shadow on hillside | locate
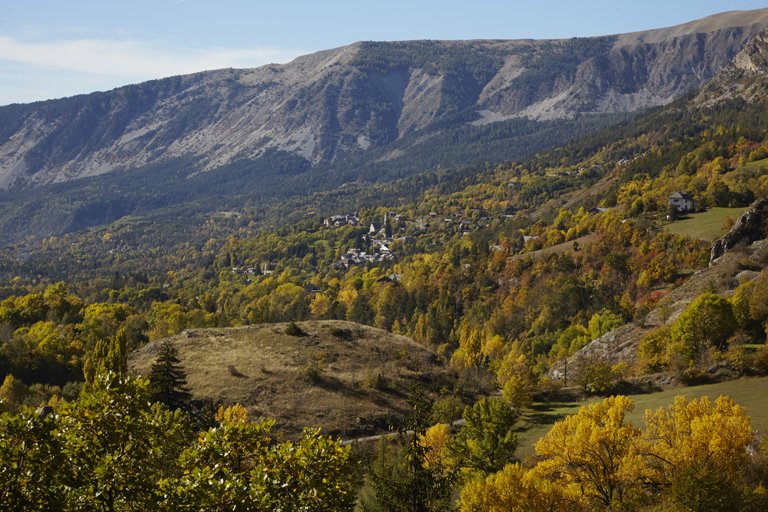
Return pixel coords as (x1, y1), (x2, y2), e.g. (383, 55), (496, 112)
(519, 402), (581, 429)
(228, 365), (249, 378)
(312, 375), (409, 402)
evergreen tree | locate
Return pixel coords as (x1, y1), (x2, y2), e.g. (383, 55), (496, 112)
(446, 396), (518, 476)
(147, 342), (191, 412)
(362, 381), (457, 512)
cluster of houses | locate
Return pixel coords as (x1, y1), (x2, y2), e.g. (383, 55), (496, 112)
(233, 190), (699, 278)
(415, 211), (488, 237)
(323, 211), (406, 236)
(333, 245), (395, 270)
(324, 213), (360, 227)
(230, 266), (258, 275)
(323, 212), (417, 270)
(325, 209), (492, 241)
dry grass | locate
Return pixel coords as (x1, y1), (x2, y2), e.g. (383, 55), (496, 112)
(128, 320), (467, 440)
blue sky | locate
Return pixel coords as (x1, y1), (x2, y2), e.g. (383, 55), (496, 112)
(0, 0), (764, 106)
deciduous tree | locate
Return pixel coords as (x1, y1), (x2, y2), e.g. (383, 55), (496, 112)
(0, 405), (66, 511)
(638, 395), (754, 492)
(669, 293), (737, 364)
(534, 395), (643, 509)
(457, 463), (579, 512)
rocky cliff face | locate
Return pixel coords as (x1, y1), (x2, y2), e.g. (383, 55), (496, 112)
(2, 8), (768, 190)
(696, 25), (768, 105)
(710, 199), (768, 264)
(477, 9), (768, 122)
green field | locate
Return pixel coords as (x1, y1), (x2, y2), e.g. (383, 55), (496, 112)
(745, 158), (768, 168)
(663, 207), (747, 241)
(515, 376), (768, 458)
(515, 401), (585, 457)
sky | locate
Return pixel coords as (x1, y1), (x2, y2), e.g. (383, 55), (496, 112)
(0, 0), (765, 106)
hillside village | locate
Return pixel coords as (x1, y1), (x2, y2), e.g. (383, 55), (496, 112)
(231, 189), (696, 277)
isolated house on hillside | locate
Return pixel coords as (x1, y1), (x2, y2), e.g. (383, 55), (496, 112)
(668, 192), (696, 212)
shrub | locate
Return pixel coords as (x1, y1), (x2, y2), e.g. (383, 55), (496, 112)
(753, 344), (768, 375)
(329, 327), (351, 339)
(285, 322), (305, 336)
(669, 293), (737, 365)
(62, 381), (84, 402)
(299, 350), (326, 382)
(638, 325), (671, 373)
(228, 365), (247, 378)
(363, 368), (387, 390)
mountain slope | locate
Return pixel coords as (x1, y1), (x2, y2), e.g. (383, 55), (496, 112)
(2, 9), (768, 193)
(696, 25), (768, 105)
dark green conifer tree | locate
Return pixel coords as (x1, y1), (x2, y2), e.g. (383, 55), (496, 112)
(362, 381), (457, 512)
(147, 342), (192, 412)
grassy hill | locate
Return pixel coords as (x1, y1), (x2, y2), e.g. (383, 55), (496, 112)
(128, 320), (472, 440)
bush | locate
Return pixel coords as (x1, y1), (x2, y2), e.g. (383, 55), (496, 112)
(363, 368), (387, 390)
(638, 325), (671, 374)
(62, 381), (84, 402)
(299, 350), (326, 382)
(669, 293), (737, 364)
(285, 322), (305, 337)
(329, 327), (351, 339)
(753, 344), (768, 375)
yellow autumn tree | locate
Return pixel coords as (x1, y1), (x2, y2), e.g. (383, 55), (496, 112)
(83, 329), (128, 385)
(457, 463), (579, 512)
(451, 322), (483, 370)
(496, 351), (536, 409)
(418, 423), (452, 469)
(482, 334), (505, 364)
(533, 395), (644, 509)
(638, 395), (754, 490)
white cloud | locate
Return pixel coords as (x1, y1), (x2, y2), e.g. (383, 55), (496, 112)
(0, 35), (305, 80)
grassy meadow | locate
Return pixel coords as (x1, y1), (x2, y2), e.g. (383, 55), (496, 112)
(663, 206), (748, 241)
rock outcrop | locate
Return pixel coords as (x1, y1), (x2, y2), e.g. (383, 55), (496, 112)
(697, 26), (768, 105)
(710, 198), (768, 265)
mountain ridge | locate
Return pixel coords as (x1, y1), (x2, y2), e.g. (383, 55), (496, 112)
(2, 9), (767, 193)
